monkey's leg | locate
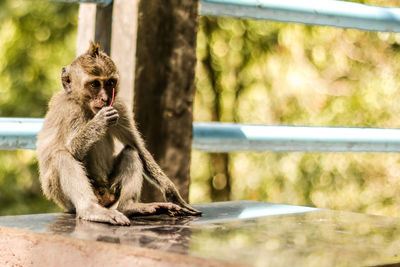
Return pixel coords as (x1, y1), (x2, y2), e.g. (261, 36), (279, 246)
(54, 151), (130, 225)
(110, 146), (142, 206)
(111, 105), (201, 216)
(110, 146), (183, 217)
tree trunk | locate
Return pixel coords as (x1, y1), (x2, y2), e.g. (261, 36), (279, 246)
(134, 0), (199, 202)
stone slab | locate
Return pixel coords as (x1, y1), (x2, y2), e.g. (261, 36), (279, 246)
(0, 201), (399, 266)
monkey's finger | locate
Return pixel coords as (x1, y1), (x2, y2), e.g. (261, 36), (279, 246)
(172, 207), (193, 216)
(105, 108), (119, 116)
(180, 205), (202, 216)
(111, 215), (131, 226)
(102, 106), (116, 112)
(153, 203), (181, 215)
(157, 203), (181, 211)
(167, 210), (178, 217)
(174, 208), (192, 216)
(106, 115), (119, 125)
(78, 212), (130, 225)
(105, 112), (119, 121)
(97, 106), (115, 116)
(106, 113), (119, 118)
(108, 210), (131, 225)
(106, 114), (119, 121)
(169, 198), (202, 216)
(167, 205), (196, 216)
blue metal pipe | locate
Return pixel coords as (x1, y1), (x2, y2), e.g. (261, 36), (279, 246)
(3, 118), (400, 153)
(193, 122), (400, 152)
(200, 0), (400, 33)
(0, 118), (44, 150)
(50, 0), (400, 32)
(50, 0), (113, 6)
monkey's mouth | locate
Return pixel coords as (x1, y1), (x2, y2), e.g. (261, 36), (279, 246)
(93, 106), (104, 113)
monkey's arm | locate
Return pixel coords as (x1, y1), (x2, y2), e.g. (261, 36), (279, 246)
(67, 107), (119, 161)
(112, 102), (201, 215)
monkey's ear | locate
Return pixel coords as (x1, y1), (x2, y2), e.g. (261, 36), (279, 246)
(88, 41), (100, 57)
(61, 67), (72, 93)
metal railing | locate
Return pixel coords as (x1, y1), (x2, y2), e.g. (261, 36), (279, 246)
(51, 0), (112, 5)
(200, 0), (400, 33)
(50, 0), (400, 33)
(4, 118), (400, 153)
(3, 0), (400, 152)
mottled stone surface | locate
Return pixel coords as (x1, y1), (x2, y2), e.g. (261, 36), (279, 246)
(1, 201), (400, 266)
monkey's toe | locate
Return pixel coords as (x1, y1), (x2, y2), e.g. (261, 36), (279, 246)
(151, 202), (202, 216)
(154, 202), (182, 211)
(181, 207), (202, 216)
(185, 206), (202, 216)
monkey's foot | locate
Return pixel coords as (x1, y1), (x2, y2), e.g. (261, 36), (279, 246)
(121, 202), (185, 217)
(178, 203), (202, 216)
(77, 205), (130, 226)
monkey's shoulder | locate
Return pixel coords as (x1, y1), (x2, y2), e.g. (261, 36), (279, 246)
(40, 92), (85, 138)
(47, 92), (84, 118)
(49, 91), (78, 111)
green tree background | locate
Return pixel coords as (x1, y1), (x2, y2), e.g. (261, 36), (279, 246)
(0, 0), (78, 214)
(1, 0), (400, 217)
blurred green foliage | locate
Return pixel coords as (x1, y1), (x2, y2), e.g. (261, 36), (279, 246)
(190, 10), (400, 218)
(2, 0), (400, 219)
(0, 0), (78, 214)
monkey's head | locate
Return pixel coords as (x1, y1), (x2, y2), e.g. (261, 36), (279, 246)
(62, 42), (119, 115)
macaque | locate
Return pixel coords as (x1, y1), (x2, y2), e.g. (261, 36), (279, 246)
(36, 42), (201, 225)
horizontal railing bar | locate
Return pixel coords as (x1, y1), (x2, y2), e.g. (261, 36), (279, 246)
(3, 118), (400, 153)
(49, 0), (400, 33)
(50, 0), (113, 6)
(193, 122), (400, 152)
(0, 118), (43, 150)
(200, 0), (400, 33)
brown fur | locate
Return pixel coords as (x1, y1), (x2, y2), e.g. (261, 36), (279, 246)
(36, 42), (200, 225)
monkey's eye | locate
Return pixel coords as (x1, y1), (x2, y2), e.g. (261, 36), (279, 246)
(98, 188), (106, 196)
(105, 79), (116, 87)
(90, 80), (101, 88)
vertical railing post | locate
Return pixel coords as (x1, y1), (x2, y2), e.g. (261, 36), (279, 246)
(76, 3), (97, 56)
(76, 0), (138, 112)
(110, 0), (139, 111)
(76, 2), (113, 56)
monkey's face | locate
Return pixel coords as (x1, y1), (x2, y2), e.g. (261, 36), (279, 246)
(84, 77), (117, 114)
(62, 42), (120, 115)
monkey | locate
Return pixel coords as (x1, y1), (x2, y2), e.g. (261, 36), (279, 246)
(36, 42), (201, 225)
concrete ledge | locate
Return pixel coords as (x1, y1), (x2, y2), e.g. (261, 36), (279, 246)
(1, 202), (399, 266)
(0, 226), (240, 267)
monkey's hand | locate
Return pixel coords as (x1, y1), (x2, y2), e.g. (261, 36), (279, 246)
(77, 204), (130, 225)
(164, 187), (202, 216)
(94, 106), (119, 127)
